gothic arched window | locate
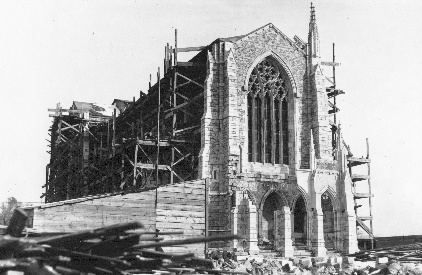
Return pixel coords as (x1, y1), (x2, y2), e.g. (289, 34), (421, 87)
(247, 57), (289, 164)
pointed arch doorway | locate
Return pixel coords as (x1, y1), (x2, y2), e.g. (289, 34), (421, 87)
(321, 191), (335, 249)
(293, 195), (307, 245)
(259, 191), (284, 247)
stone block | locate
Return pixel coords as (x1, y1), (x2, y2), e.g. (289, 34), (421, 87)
(301, 258), (312, 268)
(333, 256), (343, 264)
(293, 258), (301, 265)
(315, 256), (327, 263)
(249, 256), (264, 264)
(332, 263), (341, 269)
(234, 255), (249, 261)
(388, 261), (402, 275)
(234, 251), (248, 256)
(342, 256), (354, 264)
(375, 257), (388, 268)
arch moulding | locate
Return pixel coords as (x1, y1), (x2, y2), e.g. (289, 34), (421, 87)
(319, 185), (340, 212)
(258, 188), (289, 212)
(242, 50), (298, 96)
(291, 185), (310, 212)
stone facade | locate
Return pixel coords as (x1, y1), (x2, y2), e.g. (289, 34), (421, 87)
(199, 9), (359, 256)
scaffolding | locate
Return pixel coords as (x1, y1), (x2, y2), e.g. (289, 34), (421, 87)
(323, 44), (374, 248)
(45, 30), (207, 203)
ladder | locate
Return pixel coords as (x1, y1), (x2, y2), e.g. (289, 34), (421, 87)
(347, 138), (374, 249)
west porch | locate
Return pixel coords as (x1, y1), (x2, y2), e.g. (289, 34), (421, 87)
(229, 183), (352, 257)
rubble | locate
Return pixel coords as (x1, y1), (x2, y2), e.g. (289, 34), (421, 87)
(2, 210), (422, 274)
(208, 250), (422, 275)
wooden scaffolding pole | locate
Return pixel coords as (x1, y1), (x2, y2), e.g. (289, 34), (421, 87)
(367, 138), (374, 249)
(155, 67), (161, 209)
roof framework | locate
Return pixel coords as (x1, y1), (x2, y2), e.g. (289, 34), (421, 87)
(46, 32), (207, 202)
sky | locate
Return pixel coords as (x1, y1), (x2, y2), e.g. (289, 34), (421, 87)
(0, 0), (421, 237)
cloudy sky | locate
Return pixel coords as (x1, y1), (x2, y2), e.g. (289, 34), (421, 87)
(0, 0), (421, 237)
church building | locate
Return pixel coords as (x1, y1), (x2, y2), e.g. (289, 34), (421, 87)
(35, 5), (372, 258)
(199, 6), (361, 256)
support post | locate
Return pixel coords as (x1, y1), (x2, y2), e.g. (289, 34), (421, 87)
(171, 72), (177, 185)
(112, 107), (116, 157)
(204, 178), (209, 254)
(230, 191), (259, 254)
(174, 29), (178, 66)
(156, 68), (161, 188)
(310, 193), (327, 256)
(133, 143), (138, 186)
(274, 207), (294, 257)
(367, 138), (374, 249)
(155, 68), (161, 209)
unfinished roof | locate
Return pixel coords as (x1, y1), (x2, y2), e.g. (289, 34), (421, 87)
(71, 101), (114, 117)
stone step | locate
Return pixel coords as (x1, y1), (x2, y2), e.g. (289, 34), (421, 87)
(293, 244), (312, 257)
(294, 251), (312, 257)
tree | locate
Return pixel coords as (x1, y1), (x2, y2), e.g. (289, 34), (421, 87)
(0, 197), (20, 225)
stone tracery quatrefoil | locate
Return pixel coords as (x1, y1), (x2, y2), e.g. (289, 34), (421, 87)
(248, 58), (288, 99)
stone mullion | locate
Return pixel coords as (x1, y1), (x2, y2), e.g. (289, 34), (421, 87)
(279, 98), (284, 164)
(251, 95), (257, 162)
(261, 94), (266, 163)
(271, 96), (276, 165)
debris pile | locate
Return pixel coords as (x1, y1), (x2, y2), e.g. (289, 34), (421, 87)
(348, 243), (422, 262)
(0, 209), (242, 274)
(207, 248), (422, 275)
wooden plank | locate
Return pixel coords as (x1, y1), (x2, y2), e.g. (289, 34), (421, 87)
(347, 157), (371, 164)
(156, 222), (205, 230)
(354, 193), (374, 199)
(157, 204), (204, 212)
(156, 216), (204, 224)
(158, 187), (205, 195)
(157, 198), (205, 206)
(321, 61), (341, 66)
(162, 246), (204, 254)
(6, 209), (29, 237)
(81, 200), (155, 208)
(158, 193), (205, 200)
(356, 217), (373, 237)
(168, 179), (204, 186)
(34, 219), (156, 228)
(176, 62), (203, 67)
(137, 140), (171, 147)
(38, 207), (156, 217)
(174, 125), (201, 134)
(83, 196), (156, 203)
(358, 216), (373, 221)
(136, 163), (169, 170)
(156, 209), (205, 218)
(159, 183), (205, 190)
(176, 46), (206, 53)
(160, 234), (206, 241)
(351, 174), (370, 182)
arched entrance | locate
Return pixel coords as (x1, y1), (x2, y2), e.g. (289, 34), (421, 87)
(321, 191), (335, 249)
(261, 192), (283, 246)
(293, 195), (307, 245)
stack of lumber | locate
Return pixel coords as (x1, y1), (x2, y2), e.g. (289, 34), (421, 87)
(347, 243), (422, 262)
(0, 209), (244, 275)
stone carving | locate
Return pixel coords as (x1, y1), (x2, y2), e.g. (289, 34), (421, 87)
(316, 159), (337, 170)
(248, 59), (288, 100)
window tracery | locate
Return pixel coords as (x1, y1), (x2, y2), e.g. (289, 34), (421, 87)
(247, 58), (289, 164)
